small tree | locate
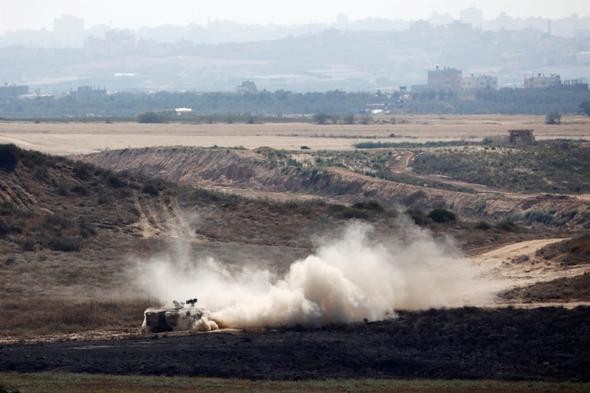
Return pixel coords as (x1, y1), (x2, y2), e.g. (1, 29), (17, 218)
(138, 111), (165, 123)
(0, 144), (20, 172)
(481, 137), (495, 146)
(545, 112), (561, 125)
(406, 209), (428, 225)
(428, 208), (456, 223)
(359, 115), (371, 125)
(343, 113), (355, 124)
(313, 113), (329, 125)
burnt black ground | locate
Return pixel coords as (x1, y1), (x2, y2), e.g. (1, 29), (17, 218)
(0, 307), (589, 381)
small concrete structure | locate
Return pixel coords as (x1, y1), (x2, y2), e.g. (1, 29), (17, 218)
(508, 129), (535, 145)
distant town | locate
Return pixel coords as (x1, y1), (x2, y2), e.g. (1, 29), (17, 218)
(1, 9), (590, 93)
(2, 67), (588, 102)
(408, 67), (588, 95)
(2, 7), (590, 118)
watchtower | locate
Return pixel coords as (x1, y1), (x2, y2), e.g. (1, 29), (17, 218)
(508, 129), (535, 145)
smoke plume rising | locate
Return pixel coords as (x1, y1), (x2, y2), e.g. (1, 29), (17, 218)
(134, 221), (501, 329)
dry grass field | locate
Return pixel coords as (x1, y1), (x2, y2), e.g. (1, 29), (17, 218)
(1, 373), (589, 393)
(0, 115), (589, 154)
(0, 373), (588, 393)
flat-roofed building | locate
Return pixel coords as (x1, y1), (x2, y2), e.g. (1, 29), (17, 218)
(524, 74), (561, 89)
(427, 66), (463, 92)
(462, 74), (498, 91)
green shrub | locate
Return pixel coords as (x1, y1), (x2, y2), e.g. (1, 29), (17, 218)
(339, 207), (369, 220)
(48, 237), (82, 252)
(343, 113), (355, 124)
(44, 213), (74, 229)
(428, 208), (456, 223)
(352, 200), (384, 212)
(523, 210), (556, 226)
(20, 149), (48, 168)
(405, 208), (428, 225)
(56, 183), (70, 196)
(0, 202), (17, 216)
(545, 112), (561, 125)
(403, 190), (427, 205)
(0, 383), (21, 393)
(137, 111), (166, 123)
(475, 221), (491, 230)
(0, 218), (9, 237)
(20, 239), (37, 251)
(355, 140), (468, 149)
(32, 166), (49, 180)
(313, 113), (329, 125)
(473, 200), (487, 215)
(0, 144), (20, 172)
(79, 217), (97, 238)
(497, 220), (519, 232)
(481, 137), (494, 145)
(107, 175), (125, 188)
(73, 162), (93, 180)
(142, 183), (160, 196)
(70, 185), (89, 195)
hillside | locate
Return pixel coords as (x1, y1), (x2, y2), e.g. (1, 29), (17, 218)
(1, 144), (588, 340)
(78, 146), (590, 229)
(0, 144), (410, 338)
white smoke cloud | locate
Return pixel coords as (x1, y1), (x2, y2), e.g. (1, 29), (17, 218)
(133, 221), (502, 329)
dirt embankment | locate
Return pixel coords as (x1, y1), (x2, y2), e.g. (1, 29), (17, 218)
(0, 147), (346, 338)
(78, 147), (590, 227)
(496, 236), (590, 304)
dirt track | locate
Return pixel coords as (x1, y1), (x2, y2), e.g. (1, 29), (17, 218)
(474, 238), (590, 288)
(1, 308), (588, 381)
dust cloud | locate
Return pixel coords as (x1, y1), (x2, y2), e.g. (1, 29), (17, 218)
(134, 221), (502, 329)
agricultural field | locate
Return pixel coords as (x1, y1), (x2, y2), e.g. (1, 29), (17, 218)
(0, 114), (589, 154)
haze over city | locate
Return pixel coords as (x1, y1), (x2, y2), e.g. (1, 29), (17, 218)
(2, 0), (590, 32)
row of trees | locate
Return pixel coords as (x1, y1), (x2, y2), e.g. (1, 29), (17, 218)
(1, 89), (590, 119)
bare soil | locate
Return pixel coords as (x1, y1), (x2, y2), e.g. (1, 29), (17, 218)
(473, 238), (590, 286)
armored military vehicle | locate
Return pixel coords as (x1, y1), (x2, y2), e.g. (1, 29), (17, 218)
(141, 298), (218, 333)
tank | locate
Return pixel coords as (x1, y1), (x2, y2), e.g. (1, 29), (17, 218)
(141, 298), (219, 333)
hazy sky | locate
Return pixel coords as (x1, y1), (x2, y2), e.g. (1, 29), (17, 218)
(1, 0), (589, 33)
